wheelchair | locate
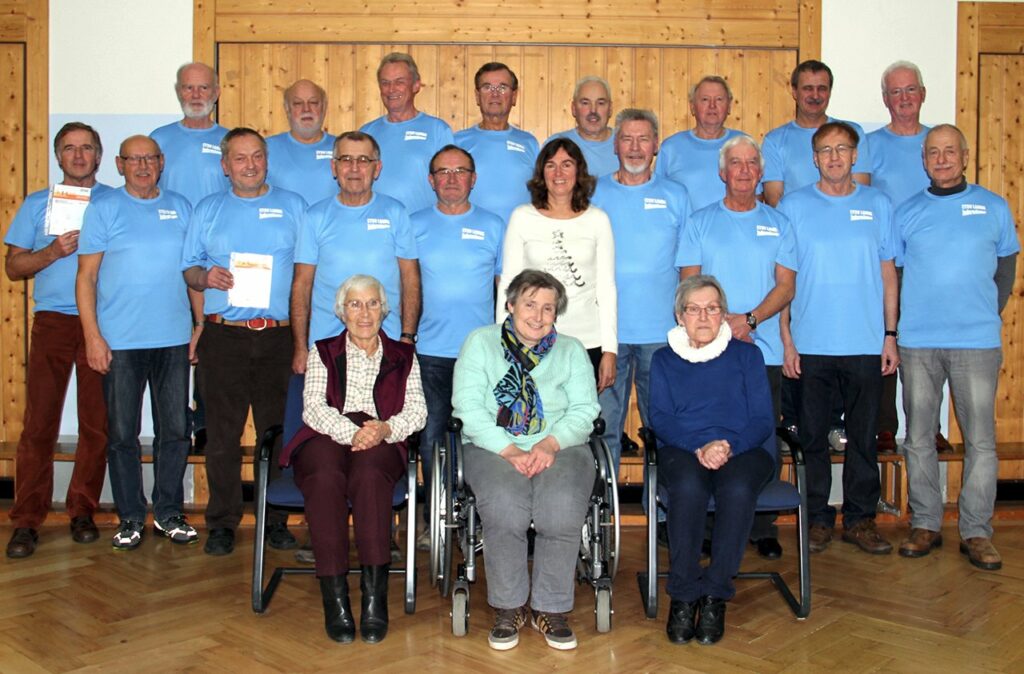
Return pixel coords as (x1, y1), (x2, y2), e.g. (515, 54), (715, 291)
(429, 417), (620, 636)
(637, 426), (811, 620)
(251, 373), (419, 615)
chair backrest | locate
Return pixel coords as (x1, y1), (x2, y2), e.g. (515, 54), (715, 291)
(283, 373), (306, 447)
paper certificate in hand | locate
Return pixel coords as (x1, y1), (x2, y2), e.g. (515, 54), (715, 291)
(45, 184), (93, 236)
(228, 252), (273, 309)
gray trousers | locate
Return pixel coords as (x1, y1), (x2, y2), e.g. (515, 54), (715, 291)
(900, 347), (1001, 539)
(463, 441), (595, 613)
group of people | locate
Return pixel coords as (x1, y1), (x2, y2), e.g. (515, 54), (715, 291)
(3, 51), (1017, 650)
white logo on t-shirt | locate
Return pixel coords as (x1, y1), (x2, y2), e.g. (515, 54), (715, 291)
(506, 141), (526, 153)
(756, 224), (780, 237)
(315, 150), (333, 161)
(259, 208), (284, 219)
(367, 218), (391, 231)
(962, 204), (987, 216)
(849, 209), (874, 221)
(643, 198), (667, 210)
(461, 227), (485, 240)
(404, 131), (428, 141)
(201, 143), (222, 155)
(158, 209), (179, 220)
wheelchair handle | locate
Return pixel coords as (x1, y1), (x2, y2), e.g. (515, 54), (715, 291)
(592, 417), (606, 436)
(447, 417), (463, 433)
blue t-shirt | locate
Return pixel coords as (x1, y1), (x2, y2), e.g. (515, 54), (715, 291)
(295, 193), (417, 344)
(454, 125), (539, 223)
(678, 201), (797, 365)
(266, 132), (337, 206)
(591, 174), (689, 344)
(150, 122), (230, 206)
(762, 118), (873, 192)
(360, 112), (454, 214)
(777, 183), (895, 356)
(866, 126), (930, 208)
(897, 185), (1019, 349)
(413, 204), (504, 358)
(182, 186), (306, 322)
(4, 183), (112, 315)
(78, 187), (192, 349)
(655, 128), (743, 211)
(545, 128), (617, 177)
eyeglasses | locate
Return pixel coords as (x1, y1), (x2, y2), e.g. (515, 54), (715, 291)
(120, 154), (161, 165)
(478, 83), (512, 95)
(682, 304), (722, 317)
(814, 145), (854, 156)
(431, 167), (474, 177)
(334, 155), (378, 166)
(886, 85), (921, 98)
(345, 299), (382, 312)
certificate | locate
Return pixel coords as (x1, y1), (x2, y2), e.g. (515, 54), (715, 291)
(228, 252), (273, 309)
(44, 185), (92, 236)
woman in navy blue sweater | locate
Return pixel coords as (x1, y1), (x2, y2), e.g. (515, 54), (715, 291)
(649, 274), (775, 645)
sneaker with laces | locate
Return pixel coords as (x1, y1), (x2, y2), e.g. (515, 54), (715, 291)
(112, 520), (145, 550)
(488, 605), (528, 650)
(266, 522), (297, 550)
(531, 610), (577, 650)
(154, 515), (199, 545)
(416, 528), (431, 552)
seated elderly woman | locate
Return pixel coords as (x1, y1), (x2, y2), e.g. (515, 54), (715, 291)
(453, 269), (599, 652)
(280, 274), (426, 645)
(648, 274), (775, 646)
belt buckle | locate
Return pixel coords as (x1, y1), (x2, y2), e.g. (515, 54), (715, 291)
(246, 317), (269, 331)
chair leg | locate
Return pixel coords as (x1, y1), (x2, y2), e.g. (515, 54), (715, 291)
(404, 453), (418, 614)
(252, 456), (270, 613)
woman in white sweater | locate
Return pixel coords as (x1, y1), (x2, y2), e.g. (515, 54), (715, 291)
(499, 137), (617, 391)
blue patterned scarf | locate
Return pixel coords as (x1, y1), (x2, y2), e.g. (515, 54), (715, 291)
(493, 316), (557, 436)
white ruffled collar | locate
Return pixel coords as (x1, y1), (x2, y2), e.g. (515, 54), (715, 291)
(667, 322), (732, 363)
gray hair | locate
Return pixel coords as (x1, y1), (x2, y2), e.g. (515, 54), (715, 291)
(377, 52), (420, 83)
(334, 274), (389, 321)
(881, 60), (924, 93)
(675, 275), (728, 316)
(688, 75), (733, 104)
(718, 134), (764, 172)
(614, 108), (659, 141)
(925, 123), (969, 153)
(219, 127), (267, 157)
(573, 75), (611, 101)
(175, 62), (219, 88)
(504, 269), (568, 317)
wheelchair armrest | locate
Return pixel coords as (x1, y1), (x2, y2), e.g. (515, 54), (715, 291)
(638, 427), (658, 466)
(592, 416), (606, 436)
(407, 431), (421, 465)
(257, 424), (284, 462)
(776, 426), (805, 465)
(447, 417), (463, 433)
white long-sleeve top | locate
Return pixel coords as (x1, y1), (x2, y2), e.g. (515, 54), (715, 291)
(498, 204), (617, 353)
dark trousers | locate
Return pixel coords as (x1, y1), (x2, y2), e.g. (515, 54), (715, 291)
(799, 354), (882, 528)
(749, 365), (782, 541)
(418, 354), (456, 524)
(197, 323), (291, 529)
(10, 312), (107, 528)
(878, 372), (899, 434)
(292, 435), (405, 577)
(662, 447), (774, 601)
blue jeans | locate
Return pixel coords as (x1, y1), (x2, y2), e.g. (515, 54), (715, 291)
(103, 345), (190, 522)
(900, 347), (1001, 538)
(419, 354), (456, 523)
(599, 342), (663, 471)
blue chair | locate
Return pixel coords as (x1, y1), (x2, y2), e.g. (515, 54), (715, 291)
(251, 373), (419, 614)
(637, 426), (810, 619)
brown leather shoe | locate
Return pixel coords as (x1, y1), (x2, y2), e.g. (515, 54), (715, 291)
(935, 433), (954, 453)
(877, 431), (897, 454)
(70, 516), (100, 544)
(808, 523), (833, 553)
(841, 519), (893, 555)
(6, 528), (39, 558)
(959, 537), (1002, 570)
(899, 528), (942, 558)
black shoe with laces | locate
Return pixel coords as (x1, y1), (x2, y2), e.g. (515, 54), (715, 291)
(695, 595), (726, 645)
(666, 599), (698, 644)
(266, 522), (297, 550)
(204, 527), (235, 555)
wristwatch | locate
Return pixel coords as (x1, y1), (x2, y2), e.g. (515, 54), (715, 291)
(400, 332), (418, 343)
(884, 330), (898, 339)
(745, 312), (758, 330)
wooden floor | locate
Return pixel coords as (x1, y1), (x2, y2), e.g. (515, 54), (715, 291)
(0, 518), (1022, 673)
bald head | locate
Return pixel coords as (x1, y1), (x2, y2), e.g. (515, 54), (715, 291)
(116, 135), (164, 198)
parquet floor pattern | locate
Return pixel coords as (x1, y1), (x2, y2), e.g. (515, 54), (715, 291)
(0, 520), (1021, 673)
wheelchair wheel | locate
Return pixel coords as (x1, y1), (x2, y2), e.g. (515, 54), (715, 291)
(596, 437), (621, 580)
(595, 587), (612, 633)
(429, 442), (445, 589)
(451, 588), (469, 637)
(439, 471), (455, 598)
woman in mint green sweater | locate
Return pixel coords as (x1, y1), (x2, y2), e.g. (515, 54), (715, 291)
(453, 269), (599, 652)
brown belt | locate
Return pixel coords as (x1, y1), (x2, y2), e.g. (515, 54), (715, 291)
(205, 314), (290, 330)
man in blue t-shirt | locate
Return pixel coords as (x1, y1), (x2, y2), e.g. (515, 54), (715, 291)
(4, 123), (110, 559)
(182, 128), (305, 556)
(679, 134), (797, 560)
(546, 76), (617, 177)
(266, 79), (337, 206)
(411, 144), (503, 549)
(656, 75), (745, 211)
(77, 135), (198, 551)
(291, 131), (421, 374)
(896, 124), (1019, 570)
(591, 109), (689, 474)
(777, 121), (899, 556)
(360, 53), (455, 214)
(454, 62), (540, 223)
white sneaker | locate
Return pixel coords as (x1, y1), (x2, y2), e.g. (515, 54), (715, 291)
(154, 515), (199, 545)
(112, 520), (144, 550)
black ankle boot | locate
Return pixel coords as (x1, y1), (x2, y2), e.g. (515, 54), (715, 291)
(695, 595), (726, 645)
(319, 575), (355, 643)
(360, 564), (390, 643)
(666, 599), (699, 644)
